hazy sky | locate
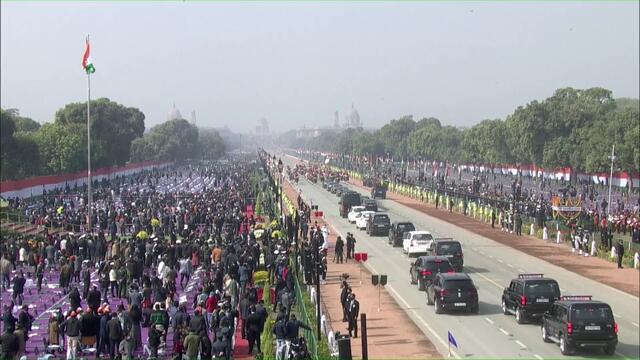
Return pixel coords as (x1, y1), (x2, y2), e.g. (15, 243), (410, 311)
(1, 2), (638, 133)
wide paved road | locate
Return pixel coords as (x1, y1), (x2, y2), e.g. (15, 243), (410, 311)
(283, 157), (640, 359)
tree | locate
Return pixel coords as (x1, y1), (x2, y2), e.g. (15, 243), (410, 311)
(130, 119), (199, 162)
(462, 119), (510, 164)
(54, 98), (145, 167)
(198, 129), (226, 160)
(13, 116), (41, 132)
(34, 123), (85, 174)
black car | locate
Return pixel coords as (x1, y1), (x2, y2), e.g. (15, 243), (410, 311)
(501, 273), (560, 324)
(410, 256), (454, 291)
(388, 222), (416, 247)
(363, 199), (378, 212)
(426, 273), (478, 314)
(427, 238), (464, 272)
(339, 192), (362, 218)
(371, 185), (387, 199)
(366, 213), (391, 236)
(541, 296), (617, 355)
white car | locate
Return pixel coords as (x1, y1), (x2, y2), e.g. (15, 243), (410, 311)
(356, 211), (376, 230)
(403, 231), (434, 256)
(348, 206), (366, 223)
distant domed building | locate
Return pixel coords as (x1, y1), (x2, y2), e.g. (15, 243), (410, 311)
(167, 103), (183, 121)
(344, 104), (361, 128)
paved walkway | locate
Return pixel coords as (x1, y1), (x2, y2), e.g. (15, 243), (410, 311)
(282, 180), (439, 359)
(348, 178), (640, 297)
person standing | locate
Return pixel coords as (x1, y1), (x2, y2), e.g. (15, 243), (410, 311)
(245, 306), (262, 356)
(183, 330), (201, 360)
(347, 293), (360, 338)
(0, 327), (18, 360)
(334, 236), (344, 264)
(273, 316), (288, 360)
(107, 310), (123, 360)
(12, 271), (26, 306)
(491, 208), (496, 229)
(616, 240), (625, 269)
(62, 311), (81, 360)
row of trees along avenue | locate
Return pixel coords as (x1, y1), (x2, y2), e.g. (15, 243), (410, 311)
(0, 98), (227, 181)
(279, 87), (639, 175)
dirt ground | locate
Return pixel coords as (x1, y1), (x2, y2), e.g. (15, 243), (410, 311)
(348, 178), (640, 297)
(282, 180), (440, 359)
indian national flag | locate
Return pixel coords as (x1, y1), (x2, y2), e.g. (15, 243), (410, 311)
(82, 37), (96, 74)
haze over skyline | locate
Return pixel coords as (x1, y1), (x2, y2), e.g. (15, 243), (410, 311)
(1, 1), (638, 133)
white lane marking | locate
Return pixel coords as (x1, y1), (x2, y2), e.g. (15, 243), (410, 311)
(477, 250), (485, 255)
(485, 317), (494, 325)
(517, 268), (525, 272)
(386, 284), (460, 359)
(515, 340), (527, 348)
(631, 322), (639, 328)
(613, 312), (621, 318)
(507, 263), (515, 268)
(534, 355), (543, 360)
(472, 271), (503, 290)
(499, 328), (510, 336)
(497, 259), (504, 264)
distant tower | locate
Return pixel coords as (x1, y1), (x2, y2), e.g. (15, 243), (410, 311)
(345, 103), (361, 128)
(333, 111), (340, 128)
(167, 103), (183, 121)
(191, 110), (196, 125)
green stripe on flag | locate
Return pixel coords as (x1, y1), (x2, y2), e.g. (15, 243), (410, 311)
(85, 64), (95, 74)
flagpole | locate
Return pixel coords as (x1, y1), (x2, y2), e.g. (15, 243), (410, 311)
(86, 35), (93, 235)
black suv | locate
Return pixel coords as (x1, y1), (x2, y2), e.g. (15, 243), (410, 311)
(410, 256), (454, 291)
(366, 213), (391, 236)
(371, 185), (386, 199)
(388, 222), (415, 247)
(427, 238), (464, 272)
(426, 273), (478, 314)
(363, 199), (378, 212)
(501, 274), (560, 324)
(541, 296), (618, 355)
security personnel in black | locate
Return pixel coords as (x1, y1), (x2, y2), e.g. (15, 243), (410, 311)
(346, 233), (356, 261)
(340, 282), (351, 322)
(347, 293), (360, 338)
(616, 240), (625, 269)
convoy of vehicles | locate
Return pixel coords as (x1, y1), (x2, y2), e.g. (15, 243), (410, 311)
(321, 176), (620, 358)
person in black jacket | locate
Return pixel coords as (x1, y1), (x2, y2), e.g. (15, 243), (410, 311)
(148, 325), (161, 359)
(285, 314), (311, 353)
(107, 313), (123, 359)
(0, 327), (18, 360)
(200, 333), (212, 359)
(12, 271), (26, 306)
(2, 305), (16, 333)
(245, 306), (263, 355)
(347, 293), (360, 338)
(211, 333), (228, 359)
(616, 240), (625, 269)
(87, 286), (101, 311)
(62, 311), (81, 359)
(340, 281), (351, 322)
(97, 310), (110, 359)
